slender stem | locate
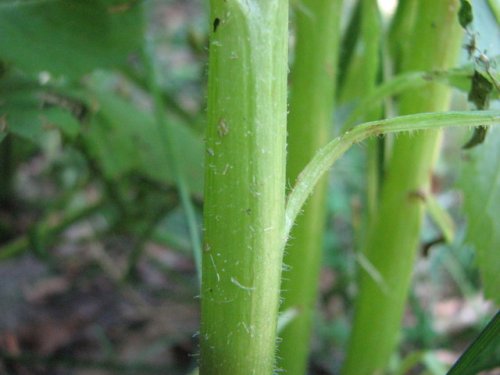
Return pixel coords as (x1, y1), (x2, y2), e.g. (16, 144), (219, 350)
(200, 1), (288, 374)
(285, 111), (500, 244)
(487, 0), (500, 21)
(278, 1), (342, 374)
(342, 65), (482, 131)
(0, 134), (13, 207)
(141, 15), (203, 283)
(343, 2), (464, 373)
(0, 201), (104, 260)
(123, 206), (169, 281)
(338, 0), (381, 108)
(359, 0), (383, 226)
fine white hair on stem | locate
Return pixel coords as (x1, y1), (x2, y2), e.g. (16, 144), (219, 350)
(283, 110), (500, 247)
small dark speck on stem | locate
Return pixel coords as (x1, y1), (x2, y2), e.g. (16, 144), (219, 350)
(213, 18), (221, 32)
(422, 72), (437, 81)
(408, 190), (426, 202)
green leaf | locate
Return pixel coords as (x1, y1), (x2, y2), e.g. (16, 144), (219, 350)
(42, 107), (81, 139)
(462, 125), (488, 149)
(0, 78), (81, 143)
(0, 0), (143, 77)
(468, 70), (493, 110)
(447, 311), (500, 375)
(462, 69), (495, 149)
(458, 0), (473, 29)
(83, 87), (204, 196)
(459, 126), (500, 304)
(341, 61), (499, 131)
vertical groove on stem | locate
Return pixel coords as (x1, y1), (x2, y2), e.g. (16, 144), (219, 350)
(201, 1), (288, 374)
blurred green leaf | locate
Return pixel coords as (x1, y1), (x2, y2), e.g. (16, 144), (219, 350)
(342, 61), (500, 131)
(0, 0), (143, 77)
(43, 107), (81, 139)
(83, 88), (204, 196)
(458, 0), (473, 29)
(0, 78), (81, 143)
(458, 126), (500, 304)
(468, 70), (494, 110)
(463, 125), (488, 149)
(447, 311), (500, 375)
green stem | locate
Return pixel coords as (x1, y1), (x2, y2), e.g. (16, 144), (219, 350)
(487, 0), (500, 22)
(343, 2), (464, 373)
(0, 134), (13, 207)
(342, 64), (485, 131)
(124, 205), (169, 281)
(278, 1), (342, 374)
(200, 1), (288, 374)
(141, 13), (203, 283)
(0, 201), (104, 260)
(338, 0), (381, 108)
(359, 0), (383, 225)
(285, 111), (500, 243)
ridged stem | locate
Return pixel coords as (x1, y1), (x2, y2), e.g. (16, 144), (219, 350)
(200, 1), (288, 374)
(342, 2), (464, 374)
(278, 1), (342, 374)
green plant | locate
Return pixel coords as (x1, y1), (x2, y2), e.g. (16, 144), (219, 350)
(1, 1), (499, 374)
(342, 2), (464, 373)
(200, 0), (499, 374)
(279, 1), (342, 374)
(200, 2), (288, 374)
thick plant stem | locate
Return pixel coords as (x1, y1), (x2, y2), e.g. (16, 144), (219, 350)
(200, 2), (288, 375)
(279, 1), (342, 374)
(358, 0), (382, 226)
(342, 1), (463, 374)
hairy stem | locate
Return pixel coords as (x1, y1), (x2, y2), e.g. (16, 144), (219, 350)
(285, 111), (500, 244)
(343, 2), (464, 373)
(200, 1), (288, 374)
(278, 1), (343, 374)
